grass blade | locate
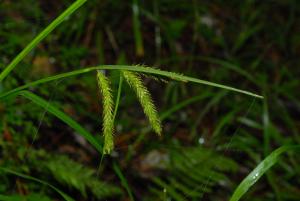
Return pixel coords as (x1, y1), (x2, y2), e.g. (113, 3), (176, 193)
(11, 90), (102, 153)
(0, 65), (263, 100)
(0, 167), (75, 201)
(113, 162), (135, 201)
(113, 73), (124, 121)
(229, 145), (300, 201)
(132, 0), (144, 56)
(0, 0), (87, 82)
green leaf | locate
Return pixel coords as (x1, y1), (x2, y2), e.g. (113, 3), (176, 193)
(0, 65), (263, 102)
(0, 0), (87, 82)
(8, 90), (102, 153)
(230, 145), (300, 201)
(113, 162), (135, 201)
(44, 155), (122, 198)
(0, 167), (75, 201)
(132, 0), (144, 56)
(151, 147), (238, 201)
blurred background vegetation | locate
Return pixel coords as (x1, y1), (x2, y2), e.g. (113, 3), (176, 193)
(0, 0), (299, 200)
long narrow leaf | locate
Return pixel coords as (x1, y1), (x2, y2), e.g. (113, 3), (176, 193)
(132, 0), (144, 56)
(11, 90), (102, 153)
(229, 145), (300, 201)
(113, 162), (135, 201)
(0, 65), (263, 100)
(0, 0), (87, 82)
(0, 167), (75, 201)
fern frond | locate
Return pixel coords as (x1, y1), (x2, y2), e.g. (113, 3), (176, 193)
(96, 70), (114, 154)
(150, 147), (238, 200)
(45, 155), (122, 199)
(122, 70), (162, 135)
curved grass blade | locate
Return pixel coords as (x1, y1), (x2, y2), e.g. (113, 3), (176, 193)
(0, 0), (87, 82)
(0, 65), (263, 101)
(113, 162), (135, 201)
(160, 56), (257, 84)
(96, 71), (114, 154)
(11, 90), (102, 153)
(229, 145), (300, 201)
(0, 167), (75, 201)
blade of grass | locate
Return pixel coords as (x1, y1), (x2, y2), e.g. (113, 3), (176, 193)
(160, 56), (257, 85)
(113, 72), (124, 121)
(229, 145), (300, 201)
(113, 162), (135, 201)
(0, 0), (87, 82)
(263, 93), (282, 201)
(0, 167), (75, 201)
(0, 65), (263, 100)
(132, 0), (144, 56)
(12, 90), (102, 153)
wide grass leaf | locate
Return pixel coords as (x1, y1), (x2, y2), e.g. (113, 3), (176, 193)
(230, 145), (300, 201)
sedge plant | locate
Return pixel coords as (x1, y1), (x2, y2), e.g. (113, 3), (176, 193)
(1, 0), (293, 201)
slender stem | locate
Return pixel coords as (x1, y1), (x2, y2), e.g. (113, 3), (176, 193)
(132, 0), (144, 56)
(0, 0), (87, 82)
(113, 72), (124, 121)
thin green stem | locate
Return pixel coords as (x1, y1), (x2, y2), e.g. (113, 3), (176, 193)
(132, 0), (144, 56)
(0, 167), (75, 201)
(0, 0), (87, 82)
(113, 72), (124, 121)
(113, 162), (135, 201)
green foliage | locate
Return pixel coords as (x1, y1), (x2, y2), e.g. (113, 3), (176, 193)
(44, 155), (123, 199)
(230, 145), (300, 201)
(0, 167), (75, 201)
(149, 147), (238, 201)
(1, 0), (299, 201)
(113, 162), (135, 201)
(0, 193), (52, 201)
(0, 0), (88, 82)
(132, 0), (144, 56)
